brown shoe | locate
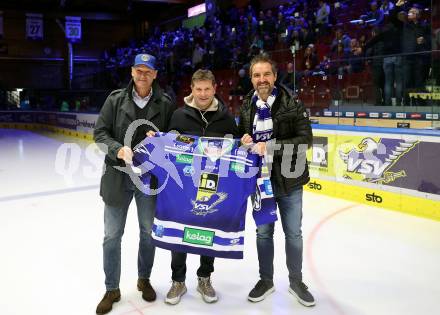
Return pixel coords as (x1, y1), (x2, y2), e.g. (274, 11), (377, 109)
(137, 278), (157, 302)
(96, 289), (121, 314)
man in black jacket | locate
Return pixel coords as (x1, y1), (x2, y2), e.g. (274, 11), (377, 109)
(365, 11), (404, 105)
(94, 54), (176, 314)
(162, 69), (238, 305)
(399, 1), (431, 104)
(238, 54), (315, 306)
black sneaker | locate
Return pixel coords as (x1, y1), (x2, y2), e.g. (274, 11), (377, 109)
(288, 281), (315, 306)
(247, 280), (275, 302)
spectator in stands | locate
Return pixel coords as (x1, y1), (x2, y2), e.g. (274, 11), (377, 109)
(286, 17), (297, 43)
(347, 38), (365, 73)
(316, 55), (332, 74)
(192, 43), (206, 70)
(245, 12), (259, 42)
(366, 27), (385, 106)
(301, 45), (319, 75)
(232, 68), (253, 95)
(315, 0), (331, 34)
(289, 29), (303, 51)
(94, 53), (176, 315)
(238, 53), (315, 307)
(163, 69), (239, 305)
(264, 10), (276, 36)
(279, 62), (296, 91)
(365, 2), (405, 105)
(330, 42), (349, 75)
(275, 12), (287, 42)
(398, 0), (431, 103)
(301, 27), (316, 48)
(251, 34), (264, 51)
(381, 0), (395, 15)
(331, 28), (351, 53)
(363, 1), (385, 26)
(231, 46), (247, 70)
(302, 2), (316, 29)
(359, 34), (367, 51)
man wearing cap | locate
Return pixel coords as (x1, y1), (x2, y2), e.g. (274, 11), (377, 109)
(94, 53), (176, 314)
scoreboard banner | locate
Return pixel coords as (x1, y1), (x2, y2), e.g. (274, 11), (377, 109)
(26, 13), (43, 40)
(65, 16), (81, 42)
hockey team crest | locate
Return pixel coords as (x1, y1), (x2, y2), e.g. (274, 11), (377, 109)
(197, 137), (234, 162)
(191, 172), (227, 215)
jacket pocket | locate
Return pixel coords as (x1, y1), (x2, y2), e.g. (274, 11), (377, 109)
(273, 110), (297, 138)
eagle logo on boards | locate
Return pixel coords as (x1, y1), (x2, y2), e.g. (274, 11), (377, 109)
(338, 137), (417, 183)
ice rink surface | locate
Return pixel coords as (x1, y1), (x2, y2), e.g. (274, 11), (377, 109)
(1, 129), (439, 315)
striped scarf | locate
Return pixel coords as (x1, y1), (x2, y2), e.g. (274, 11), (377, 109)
(252, 87), (278, 142)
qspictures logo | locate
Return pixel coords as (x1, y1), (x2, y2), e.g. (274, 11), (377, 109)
(183, 227), (215, 246)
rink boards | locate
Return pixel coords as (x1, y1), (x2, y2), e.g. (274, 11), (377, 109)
(1, 110), (439, 221)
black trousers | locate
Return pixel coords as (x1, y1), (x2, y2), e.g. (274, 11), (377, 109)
(371, 64), (384, 106)
(171, 251), (215, 282)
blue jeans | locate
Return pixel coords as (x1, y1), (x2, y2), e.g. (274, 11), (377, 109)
(383, 56), (403, 106)
(256, 187), (303, 285)
(103, 184), (156, 290)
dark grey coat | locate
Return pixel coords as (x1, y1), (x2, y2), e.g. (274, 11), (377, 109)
(94, 80), (176, 207)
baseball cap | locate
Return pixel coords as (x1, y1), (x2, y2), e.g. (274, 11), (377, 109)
(133, 53), (157, 70)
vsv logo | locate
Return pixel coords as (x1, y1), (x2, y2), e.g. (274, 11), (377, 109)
(255, 132), (272, 141)
(183, 227), (215, 246)
(366, 192), (383, 203)
(308, 181), (322, 190)
(194, 203), (210, 211)
(339, 138), (390, 178)
(347, 159), (391, 176)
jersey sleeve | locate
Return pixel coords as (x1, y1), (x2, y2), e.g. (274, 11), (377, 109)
(133, 134), (170, 191)
(252, 157), (278, 226)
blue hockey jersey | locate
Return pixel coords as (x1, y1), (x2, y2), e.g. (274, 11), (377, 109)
(133, 132), (277, 259)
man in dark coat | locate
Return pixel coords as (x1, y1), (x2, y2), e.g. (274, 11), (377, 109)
(238, 54), (315, 307)
(160, 69), (238, 305)
(94, 53), (176, 314)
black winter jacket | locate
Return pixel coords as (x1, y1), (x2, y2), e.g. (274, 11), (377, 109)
(168, 97), (239, 137)
(94, 80), (176, 207)
(238, 84), (313, 197)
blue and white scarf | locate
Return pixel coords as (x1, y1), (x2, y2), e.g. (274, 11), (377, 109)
(250, 87), (278, 221)
(252, 87), (278, 142)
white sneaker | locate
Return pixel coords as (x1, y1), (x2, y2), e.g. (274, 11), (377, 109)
(197, 277), (218, 303)
(165, 281), (187, 305)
